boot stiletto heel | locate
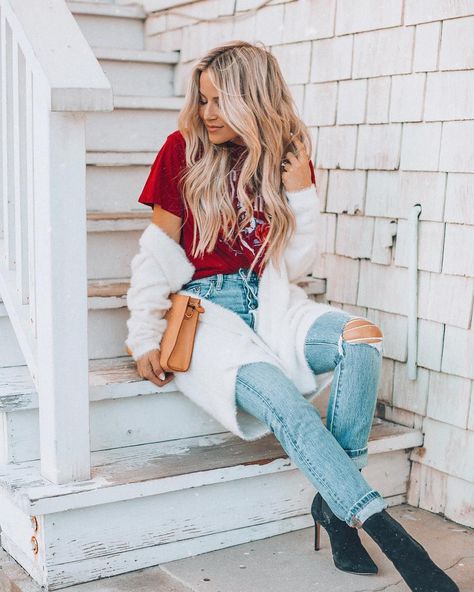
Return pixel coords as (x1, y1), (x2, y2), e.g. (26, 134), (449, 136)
(311, 490), (378, 575)
(314, 518), (321, 551)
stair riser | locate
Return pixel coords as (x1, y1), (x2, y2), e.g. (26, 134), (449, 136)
(0, 307), (129, 364)
(0, 454), (409, 590)
(85, 108), (178, 151)
(87, 229), (141, 279)
(86, 164), (151, 212)
(1, 392), (226, 463)
(0, 306), (133, 370)
(73, 14), (145, 50)
(0, 389), (330, 463)
(97, 59), (174, 97)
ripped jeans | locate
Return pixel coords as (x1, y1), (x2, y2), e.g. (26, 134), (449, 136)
(181, 267), (388, 528)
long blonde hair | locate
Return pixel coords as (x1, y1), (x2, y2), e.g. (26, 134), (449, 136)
(176, 40), (313, 276)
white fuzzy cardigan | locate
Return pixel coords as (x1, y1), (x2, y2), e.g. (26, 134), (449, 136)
(126, 184), (341, 441)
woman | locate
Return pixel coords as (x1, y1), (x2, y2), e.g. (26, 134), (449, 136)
(126, 41), (458, 591)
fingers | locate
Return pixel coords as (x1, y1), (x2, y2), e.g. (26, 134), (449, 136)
(137, 350), (174, 387)
(285, 137), (309, 165)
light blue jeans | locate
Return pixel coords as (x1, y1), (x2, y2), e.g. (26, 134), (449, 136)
(181, 267), (388, 528)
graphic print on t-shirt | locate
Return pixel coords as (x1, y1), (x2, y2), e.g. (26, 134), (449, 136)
(219, 168), (270, 260)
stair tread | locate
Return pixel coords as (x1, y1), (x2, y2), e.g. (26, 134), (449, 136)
(93, 46), (180, 64)
(0, 356), (178, 410)
(113, 94), (185, 110)
(0, 418), (423, 514)
(87, 210), (150, 220)
(88, 277), (130, 296)
(67, 0), (146, 19)
(86, 151), (157, 165)
(86, 209), (151, 232)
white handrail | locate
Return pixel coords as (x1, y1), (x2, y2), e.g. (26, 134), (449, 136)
(0, 0), (113, 484)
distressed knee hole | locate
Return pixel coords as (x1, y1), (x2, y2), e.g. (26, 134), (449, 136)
(342, 318), (383, 352)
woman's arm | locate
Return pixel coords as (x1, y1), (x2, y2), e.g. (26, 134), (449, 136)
(151, 204), (182, 244)
(125, 206), (194, 361)
(283, 183), (320, 283)
(280, 137), (320, 282)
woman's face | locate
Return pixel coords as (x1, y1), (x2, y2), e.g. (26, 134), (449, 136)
(198, 70), (245, 146)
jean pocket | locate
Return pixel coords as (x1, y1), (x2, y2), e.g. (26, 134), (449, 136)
(183, 280), (214, 299)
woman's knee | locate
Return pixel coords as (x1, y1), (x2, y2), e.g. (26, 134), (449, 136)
(236, 361), (293, 397)
(342, 317), (383, 353)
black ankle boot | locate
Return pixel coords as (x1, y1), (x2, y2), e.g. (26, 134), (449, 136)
(311, 489), (378, 575)
(362, 509), (459, 591)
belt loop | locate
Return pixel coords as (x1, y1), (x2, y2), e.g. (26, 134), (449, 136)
(215, 273), (223, 290)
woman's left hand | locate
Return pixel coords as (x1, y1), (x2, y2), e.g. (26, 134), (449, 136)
(281, 137), (313, 193)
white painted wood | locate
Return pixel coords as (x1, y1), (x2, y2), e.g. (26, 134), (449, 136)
(0, 413), (8, 463)
(41, 460), (408, 566)
(87, 210), (150, 232)
(0, 418), (423, 515)
(0, 446), (411, 590)
(143, 0), (200, 12)
(0, 10), (5, 241)
(15, 44), (30, 305)
(0, 317), (25, 366)
(25, 60), (36, 337)
(87, 229), (142, 278)
(86, 150), (156, 166)
(88, 307), (130, 358)
(0, 495), (47, 583)
(0, 356), (341, 462)
(67, 2), (147, 19)
(85, 108), (178, 151)
(42, 494), (407, 590)
(94, 46), (178, 63)
(0, 532), (47, 588)
(34, 111), (91, 484)
(95, 53), (176, 98)
(86, 163), (151, 211)
(5, 0), (113, 111)
(3, 17), (15, 269)
(0, 246), (37, 373)
(68, 1), (146, 51)
(73, 12), (145, 51)
(112, 94), (184, 109)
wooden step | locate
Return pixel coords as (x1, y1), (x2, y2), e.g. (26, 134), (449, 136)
(88, 49), (178, 98)
(87, 210), (150, 232)
(0, 418), (422, 514)
(85, 106), (178, 151)
(86, 150), (156, 166)
(68, 2), (146, 52)
(0, 357), (228, 462)
(0, 418), (423, 589)
(93, 46), (179, 65)
(68, 1), (146, 19)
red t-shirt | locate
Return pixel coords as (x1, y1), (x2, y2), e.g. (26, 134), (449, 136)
(138, 130), (316, 281)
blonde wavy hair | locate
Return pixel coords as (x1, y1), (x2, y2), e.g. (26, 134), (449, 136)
(176, 40), (314, 276)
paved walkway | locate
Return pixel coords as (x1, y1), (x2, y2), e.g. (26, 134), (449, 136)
(2, 504), (473, 591)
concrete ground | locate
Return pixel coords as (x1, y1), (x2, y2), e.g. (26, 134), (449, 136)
(1, 504), (473, 591)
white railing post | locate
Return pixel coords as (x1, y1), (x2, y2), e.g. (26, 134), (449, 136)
(35, 110), (91, 483)
(0, 0), (113, 484)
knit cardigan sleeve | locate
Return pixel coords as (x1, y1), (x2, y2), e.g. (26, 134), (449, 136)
(125, 223), (195, 361)
(283, 183), (320, 283)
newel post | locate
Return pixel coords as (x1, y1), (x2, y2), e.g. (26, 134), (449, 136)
(34, 108), (90, 484)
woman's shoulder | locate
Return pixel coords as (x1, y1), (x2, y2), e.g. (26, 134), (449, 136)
(151, 129), (187, 171)
(166, 129), (186, 147)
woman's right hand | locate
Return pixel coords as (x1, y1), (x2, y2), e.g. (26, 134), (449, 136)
(136, 349), (175, 387)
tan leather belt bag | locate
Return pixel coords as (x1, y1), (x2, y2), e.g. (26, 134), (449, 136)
(127, 293), (205, 372)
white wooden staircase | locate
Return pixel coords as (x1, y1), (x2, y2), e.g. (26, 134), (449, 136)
(0, 1), (424, 589)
